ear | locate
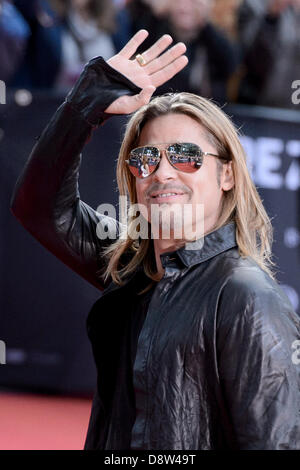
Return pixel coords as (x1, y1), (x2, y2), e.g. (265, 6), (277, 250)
(221, 161), (234, 192)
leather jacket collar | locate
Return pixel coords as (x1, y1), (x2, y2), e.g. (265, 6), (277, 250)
(160, 221), (237, 269)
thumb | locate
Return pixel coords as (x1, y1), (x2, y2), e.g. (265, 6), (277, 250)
(136, 85), (156, 106)
(104, 85), (156, 114)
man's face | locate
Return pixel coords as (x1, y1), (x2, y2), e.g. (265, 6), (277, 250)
(135, 113), (233, 240)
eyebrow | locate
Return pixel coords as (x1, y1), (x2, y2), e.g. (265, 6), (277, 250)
(134, 142), (200, 147)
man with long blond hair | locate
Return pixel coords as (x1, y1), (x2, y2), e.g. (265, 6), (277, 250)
(11, 30), (300, 450)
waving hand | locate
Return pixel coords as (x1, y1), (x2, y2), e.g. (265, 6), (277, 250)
(105, 30), (188, 114)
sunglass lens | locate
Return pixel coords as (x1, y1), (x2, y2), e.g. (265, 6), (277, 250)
(168, 143), (202, 173)
(128, 146), (159, 178)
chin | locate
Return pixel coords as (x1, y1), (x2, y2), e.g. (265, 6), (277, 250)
(149, 205), (194, 241)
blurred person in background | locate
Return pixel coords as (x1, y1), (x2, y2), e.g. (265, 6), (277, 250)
(111, 0), (133, 52)
(128, 0), (171, 31)
(0, 0), (30, 83)
(54, 0), (117, 92)
(8, 0), (62, 89)
(236, 0), (300, 108)
(210, 0), (243, 40)
(128, 0), (238, 104)
(208, 0), (245, 102)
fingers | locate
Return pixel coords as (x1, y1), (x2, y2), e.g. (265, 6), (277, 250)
(144, 42), (187, 75)
(150, 55), (189, 88)
(118, 29), (149, 58)
(139, 34), (173, 64)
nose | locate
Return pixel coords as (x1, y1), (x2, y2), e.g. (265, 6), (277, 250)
(152, 150), (177, 182)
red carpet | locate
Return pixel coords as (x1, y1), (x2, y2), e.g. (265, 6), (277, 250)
(0, 392), (92, 450)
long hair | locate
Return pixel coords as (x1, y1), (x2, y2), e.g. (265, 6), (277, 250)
(101, 92), (274, 285)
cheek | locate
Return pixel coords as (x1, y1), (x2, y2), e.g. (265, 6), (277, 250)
(135, 180), (147, 204)
(190, 167), (221, 204)
(135, 180), (149, 220)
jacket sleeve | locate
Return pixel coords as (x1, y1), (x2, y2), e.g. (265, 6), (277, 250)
(10, 57), (142, 291)
(216, 267), (300, 449)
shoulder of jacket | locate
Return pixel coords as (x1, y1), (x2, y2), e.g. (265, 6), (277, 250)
(211, 248), (273, 294)
(215, 256), (297, 327)
(224, 256), (275, 293)
(215, 261), (300, 370)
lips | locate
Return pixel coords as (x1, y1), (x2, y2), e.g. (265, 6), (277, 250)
(146, 184), (190, 204)
(150, 191), (185, 198)
(148, 191), (187, 204)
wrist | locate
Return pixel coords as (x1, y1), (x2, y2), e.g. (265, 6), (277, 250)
(65, 56), (142, 127)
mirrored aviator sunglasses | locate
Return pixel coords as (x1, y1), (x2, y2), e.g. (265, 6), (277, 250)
(125, 142), (219, 178)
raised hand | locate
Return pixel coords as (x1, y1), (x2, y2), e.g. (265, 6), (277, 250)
(105, 30), (188, 115)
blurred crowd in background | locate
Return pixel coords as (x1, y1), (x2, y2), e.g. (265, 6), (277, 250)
(1, 0), (300, 108)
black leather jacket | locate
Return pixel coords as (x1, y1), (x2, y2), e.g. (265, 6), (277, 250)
(11, 57), (300, 450)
